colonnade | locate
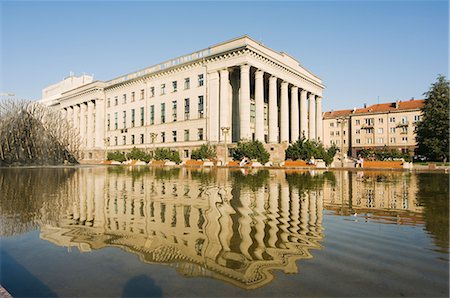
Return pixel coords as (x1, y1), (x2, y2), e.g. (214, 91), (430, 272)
(208, 64), (323, 144)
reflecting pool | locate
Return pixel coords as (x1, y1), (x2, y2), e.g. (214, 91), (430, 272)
(0, 167), (448, 297)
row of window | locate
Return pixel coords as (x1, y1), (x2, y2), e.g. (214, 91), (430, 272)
(106, 96), (204, 130)
(106, 74), (204, 107)
(111, 128), (204, 146)
(354, 136), (409, 144)
(353, 126), (409, 135)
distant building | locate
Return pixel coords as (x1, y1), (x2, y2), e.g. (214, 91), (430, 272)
(323, 99), (424, 157)
(40, 36), (325, 162)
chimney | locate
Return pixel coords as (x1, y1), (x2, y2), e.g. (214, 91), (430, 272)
(352, 107), (356, 113)
(395, 100), (400, 109)
(363, 103), (367, 108)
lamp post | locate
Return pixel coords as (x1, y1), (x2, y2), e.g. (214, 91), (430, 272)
(336, 117), (347, 167)
(103, 137), (109, 161)
(221, 126), (230, 165)
(150, 132), (158, 158)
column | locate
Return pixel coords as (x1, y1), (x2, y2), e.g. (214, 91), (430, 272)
(308, 93), (316, 140)
(316, 96), (323, 142)
(290, 86), (299, 142)
(255, 70), (264, 142)
(87, 101), (94, 148)
(79, 103), (86, 144)
(73, 105), (80, 131)
(239, 65), (251, 140)
(219, 69), (230, 141)
(95, 98), (105, 149)
(280, 82), (289, 142)
(67, 107), (73, 124)
(207, 71), (220, 142)
(300, 90), (308, 138)
(268, 76), (278, 143)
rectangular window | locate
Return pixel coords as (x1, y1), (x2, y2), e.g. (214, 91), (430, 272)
(107, 114), (110, 131)
(367, 138), (373, 144)
(356, 139), (361, 144)
(365, 118), (374, 125)
(131, 92), (135, 102)
(131, 109), (135, 127)
(198, 74), (204, 86)
(184, 149), (189, 158)
(150, 105), (155, 125)
(184, 98), (190, 120)
(377, 137), (384, 144)
(172, 130), (177, 142)
(389, 117), (396, 123)
(390, 137), (396, 143)
(114, 136), (118, 146)
(161, 84), (165, 95)
(107, 98), (111, 108)
(184, 129), (189, 141)
(402, 137), (408, 143)
(140, 107), (144, 126)
(414, 115), (421, 122)
(378, 118), (384, 123)
(250, 102), (256, 123)
(161, 103), (166, 123)
(150, 87), (155, 97)
(401, 127), (408, 133)
(123, 135), (126, 145)
(140, 89), (144, 100)
(172, 81), (177, 92)
(390, 127), (396, 133)
(184, 77), (190, 89)
(114, 112), (118, 129)
(123, 111), (127, 128)
(161, 132), (165, 143)
(140, 134), (144, 144)
(355, 119), (360, 125)
(198, 128), (204, 141)
(131, 135), (135, 145)
(356, 129), (360, 134)
(401, 116), (408, 124)
(377, 128), (383, 134)
(198, 96), (204, 118)
(123, 94), (127, 104)
(114, 96), (118, 106)
(367, 128), (374, 134)
(330, 122), (335, 127)
(330, 131), (334, 136)
(172, 100), (177, 122)
(336, 131), (340, 136)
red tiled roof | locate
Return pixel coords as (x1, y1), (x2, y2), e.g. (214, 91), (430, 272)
(324, 99), (424, 118)
(354, 99), (424, 114)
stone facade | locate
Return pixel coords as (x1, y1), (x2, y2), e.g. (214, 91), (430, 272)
(41, 36), (324, 162)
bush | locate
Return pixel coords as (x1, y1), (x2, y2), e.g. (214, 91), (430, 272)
(232, 140), (270, 164)
(126, 147), (151, 163)
(191, 144), (216, 160)
(285, 137), (337, 166)
(107, 151), (126, 162)
(358, 147), (411, 162)
(154, 148), (181, 164)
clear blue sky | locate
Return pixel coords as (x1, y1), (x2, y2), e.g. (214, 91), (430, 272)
(1, 1), (448, 111)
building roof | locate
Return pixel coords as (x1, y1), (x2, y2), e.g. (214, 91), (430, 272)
(324, 99), (424, 119)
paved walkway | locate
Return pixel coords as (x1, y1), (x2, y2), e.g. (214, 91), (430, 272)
(0, 286), (12, 298)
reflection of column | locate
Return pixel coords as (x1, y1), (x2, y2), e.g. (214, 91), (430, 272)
(290, 86), (299, 142)
(79, 174), (87, 222)
(240, 65), (251, 140)
(255, 70), (265, 142)
(94, 172), (105, 228)
(299, 191), (309, 235)
(254, 187), (266, 259)
(86, 170), (94, 222)
(204, 190), (222, 259)
(217, 190), (234, 253)
(316, 189), (323, 233)
(280, 183), (290, 243)
(289, 188), (300, 236)
(280, 82), (289, 142)
(268, 76), (278, 143)
(308, 190), (317, 232)
(238, 191), (253, 259)
(267, 182), (279, 248)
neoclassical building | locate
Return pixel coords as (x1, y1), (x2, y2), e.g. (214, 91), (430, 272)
(41, 36), (324, 161)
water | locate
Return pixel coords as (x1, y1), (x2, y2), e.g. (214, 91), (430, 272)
(0, 166), (448, 297)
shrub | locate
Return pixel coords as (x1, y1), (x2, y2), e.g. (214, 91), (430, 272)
(154, 148), (181, 164)
(285, 137), (337, 166)
(191, 144), (216, 160)
(358, 147), (411, 162)
(107, 151), (126, 162)
(232, 140), (270, 164)
(126, 147), (151, 163)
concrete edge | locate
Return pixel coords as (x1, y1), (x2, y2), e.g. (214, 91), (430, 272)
(0, 286), (12, 298)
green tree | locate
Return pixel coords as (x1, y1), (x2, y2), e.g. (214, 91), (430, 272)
(416, 75), (449, 162)
(126, 147), (151, 163)
(154, 148), (181, 164)
(107, 151), (126, 162)
(191, 144), (216, 160)
(232, 140), (270, 164)
(285, 137), (337, 166)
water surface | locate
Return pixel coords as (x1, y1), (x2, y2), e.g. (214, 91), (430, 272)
(0, 167), (448, 297)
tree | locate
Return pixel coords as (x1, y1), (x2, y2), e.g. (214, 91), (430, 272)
(154, 148), (181, 164)
(416, 75), (449, 162)
(232, 140), (270, 164)
(285, 136), (337, 166)
(190, 144), (216, 160)
(126, 147), (151, 163)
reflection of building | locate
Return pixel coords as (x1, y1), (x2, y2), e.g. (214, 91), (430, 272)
(321, 171), (423, 224)
(41, 36), (325, 161)
(40, 168), (324, 289)
(323, 99), (424, 156)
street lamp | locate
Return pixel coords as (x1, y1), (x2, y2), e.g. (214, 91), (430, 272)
(336, 117), (347, 167)
(150, 132), (158, 158)
(221, 126), (230, 165)
(104, 137), (110, 161)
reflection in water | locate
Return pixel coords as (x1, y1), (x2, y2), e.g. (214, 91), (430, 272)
(1, 167), (448, 289)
